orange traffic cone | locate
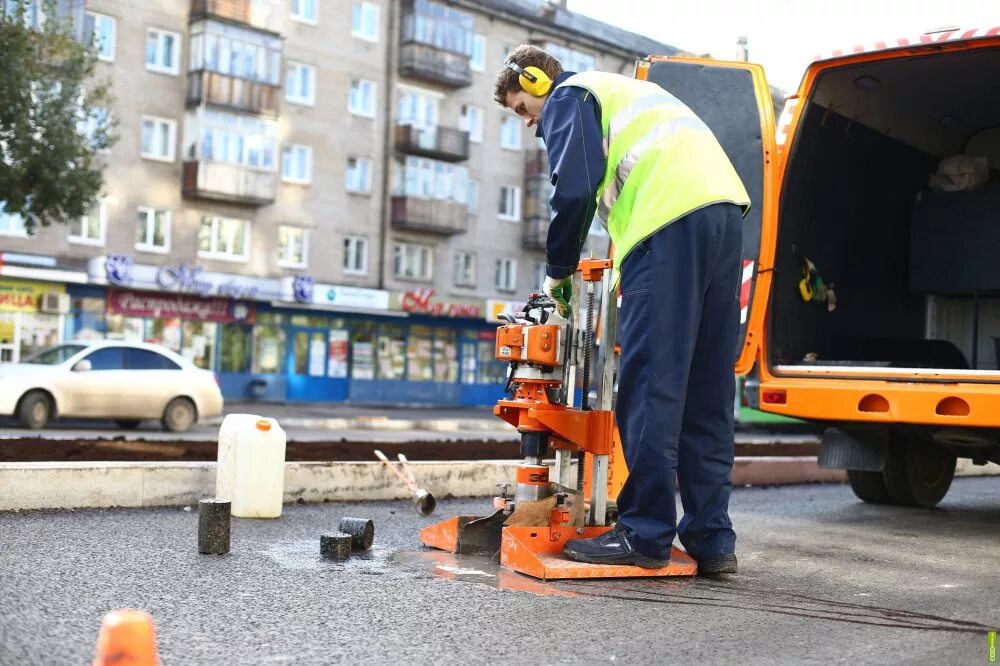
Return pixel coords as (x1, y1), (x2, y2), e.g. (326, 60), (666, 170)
(93, 609), (159, 665)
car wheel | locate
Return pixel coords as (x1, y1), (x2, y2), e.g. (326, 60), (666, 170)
(882, 434), (956, 508)
(115, 419), (142, 429)
(162, 397), (197, 433)
(18, 391), (51, 430)
(846, 470), (893, 504)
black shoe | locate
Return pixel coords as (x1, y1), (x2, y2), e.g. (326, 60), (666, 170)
(563, 524), (670, 569)
(698, 553), (738, 576)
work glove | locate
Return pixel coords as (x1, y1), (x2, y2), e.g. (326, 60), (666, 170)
(543, 275), (573, 319)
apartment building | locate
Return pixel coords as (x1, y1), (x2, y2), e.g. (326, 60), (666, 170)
(0, 0), (676, 405)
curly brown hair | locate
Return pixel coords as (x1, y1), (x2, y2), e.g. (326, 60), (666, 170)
(493, 44), (564, 107)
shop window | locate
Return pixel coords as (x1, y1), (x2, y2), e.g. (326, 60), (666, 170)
(135, 207), (171, 253)
(393, 242), (432, 281)
(376, 323), (406, 380)
(252, 323), (286, 374)
(199, 215), (249, 262)
(290, 0), (318, 24)
(181, 320), (217, 369)
(219, 324), (251, 372)
(460, 331), (478, 384)
(124, 348), (180, 370)
(69, 199), (107, 245)
(278, 225), (308, 268)
(351, 2), (378, 41)
(498, 185), (520, 221)
(350, 321), (376, 379)
(140, 116), (176, 162)
(289, 314), (329, 327)
(84, 347), (124, 371)
(84, 12), (116, 61)
(407, 325), (433, 381)
(146, 28), (180, 75)
(281, 144), (312, 184)
(433, 328), (458, 382)
(343, 236), (369, 275)
(478, 331), (506, 384)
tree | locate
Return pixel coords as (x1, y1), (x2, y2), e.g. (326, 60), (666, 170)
(0, 0), (115, 234)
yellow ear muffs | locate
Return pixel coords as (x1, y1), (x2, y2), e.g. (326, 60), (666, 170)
(505, 61), (552, 97)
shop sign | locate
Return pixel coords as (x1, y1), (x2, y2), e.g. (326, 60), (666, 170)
(485, 299), (526, 323)
(280, 278), (390, 311)
(393, 288), (483, 318)
(0, 279), (65, 313)
(108, 289), (254, 323)
(91, 255), (282, 302)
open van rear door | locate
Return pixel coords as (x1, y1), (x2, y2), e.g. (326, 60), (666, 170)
(636, 57), (777, 375)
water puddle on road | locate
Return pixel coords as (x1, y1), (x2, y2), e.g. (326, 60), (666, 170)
(262, 539), (388, 573)
(391, 549), (581, 598)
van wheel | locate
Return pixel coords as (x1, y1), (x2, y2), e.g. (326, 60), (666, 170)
(846, 470), (893, 504)
(882, 435), (956, 508)
(162, 398), (196, 433)
(18, 391), (51, 430)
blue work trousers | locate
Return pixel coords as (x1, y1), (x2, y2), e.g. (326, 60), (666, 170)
(615, 202), (743, 561)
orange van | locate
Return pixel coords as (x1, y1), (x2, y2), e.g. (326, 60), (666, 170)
(636, 27), (1000, 508)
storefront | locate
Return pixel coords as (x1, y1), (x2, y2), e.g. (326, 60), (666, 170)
(71, 255), (510, 406)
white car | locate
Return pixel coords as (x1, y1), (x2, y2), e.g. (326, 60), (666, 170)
(0, 340), (224, 432)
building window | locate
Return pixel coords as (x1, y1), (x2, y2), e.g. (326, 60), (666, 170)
(281, 144), (312, 184)
(543, 42), (596, 74)
(351, 1), (378, 41)
(460, 104), (483, 143)
(454, 252), (475, 287)
(198, 215), (249, 262)
(140, 116), (176, 162)
(346, 157), (372, 193)
(495, 257), (517, 292)
(278, 225), (308, 268)
(0, 204), (27, 237)
(498, 185), (521, 221)
(197, 109), (277, 170)
(285, 61), (316, 106)
(348, 78), (377, 118)
(69, 200), (106, 246)
(189, 20), (282, 86)
(393, 242), (432, 281)
(399, 0), (473, 57)
(470, 34), (485, 72)
(500, 115), (522, 150)
(533, 261), (546, 292)
(343, 236), (368, 275)
(393, 156), (468, 205)
(84, 12), (115, 61)
(289, 0), (318, 24)
(78, 107), (110, 152)
(397, 86), (440, 130)
(135, 207), (171, 253)
(466, 178), (478, 213)
(145, 28), (180, 75)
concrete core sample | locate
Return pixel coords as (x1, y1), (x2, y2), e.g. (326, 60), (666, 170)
(320, 533), (352, 560)
(198, 499), (231, 555)
(337, 517), (375, 550)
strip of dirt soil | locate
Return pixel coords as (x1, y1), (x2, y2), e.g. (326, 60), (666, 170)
(0, 438), (818, 462)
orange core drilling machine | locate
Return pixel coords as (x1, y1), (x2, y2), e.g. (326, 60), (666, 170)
(420, 258), (697, 580)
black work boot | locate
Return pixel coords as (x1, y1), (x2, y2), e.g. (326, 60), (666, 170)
(697, 553), (738, 576)
(563, 523), (670, 569)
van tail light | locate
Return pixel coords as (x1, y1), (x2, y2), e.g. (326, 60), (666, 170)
(762, 390), (787, 405)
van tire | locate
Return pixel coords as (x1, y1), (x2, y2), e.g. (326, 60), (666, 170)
(162, 398), (196, 433)
(846, 470), (893, 504)
(18, 391), (51, 430)
(882, 435), (956, 508)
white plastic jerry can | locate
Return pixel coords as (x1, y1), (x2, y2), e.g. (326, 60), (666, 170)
(216, 413), (287, 518)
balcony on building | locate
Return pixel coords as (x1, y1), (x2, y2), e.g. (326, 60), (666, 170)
(523, 150), (552, 250)
(394, 124), (469, 162)
(398, 1), (473, 88)
(391, 197), (468, 235)
(190, 0), (284, 34)
(182, 160), (277, 205)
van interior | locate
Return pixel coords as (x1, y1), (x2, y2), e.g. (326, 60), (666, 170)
(770, 44), (1000, 375)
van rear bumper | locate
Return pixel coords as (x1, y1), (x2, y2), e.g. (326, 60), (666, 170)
(755, 376), (1000, 428)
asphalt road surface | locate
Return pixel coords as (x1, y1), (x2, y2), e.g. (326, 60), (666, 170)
(3, 478), (999, 664)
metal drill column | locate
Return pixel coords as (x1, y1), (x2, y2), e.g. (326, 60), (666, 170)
(588, 269), (618, 526)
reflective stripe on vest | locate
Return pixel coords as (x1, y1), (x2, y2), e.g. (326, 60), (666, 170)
(554, 71), (751, 284)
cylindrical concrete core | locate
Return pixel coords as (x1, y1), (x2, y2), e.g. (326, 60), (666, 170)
(198, 499), (231, 555)
(514, 464), (550, 504)
(320, 533), (353, 560)
(338, 517), (375, 550)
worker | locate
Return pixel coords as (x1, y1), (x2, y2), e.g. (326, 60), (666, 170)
(493, 45), (750, 575)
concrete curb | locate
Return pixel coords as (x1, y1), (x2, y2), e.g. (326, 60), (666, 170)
(3, 457), (996, 512)
(203, 416), (516, 433)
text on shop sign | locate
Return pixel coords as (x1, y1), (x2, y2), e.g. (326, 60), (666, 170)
(400, 289), (482, 318)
